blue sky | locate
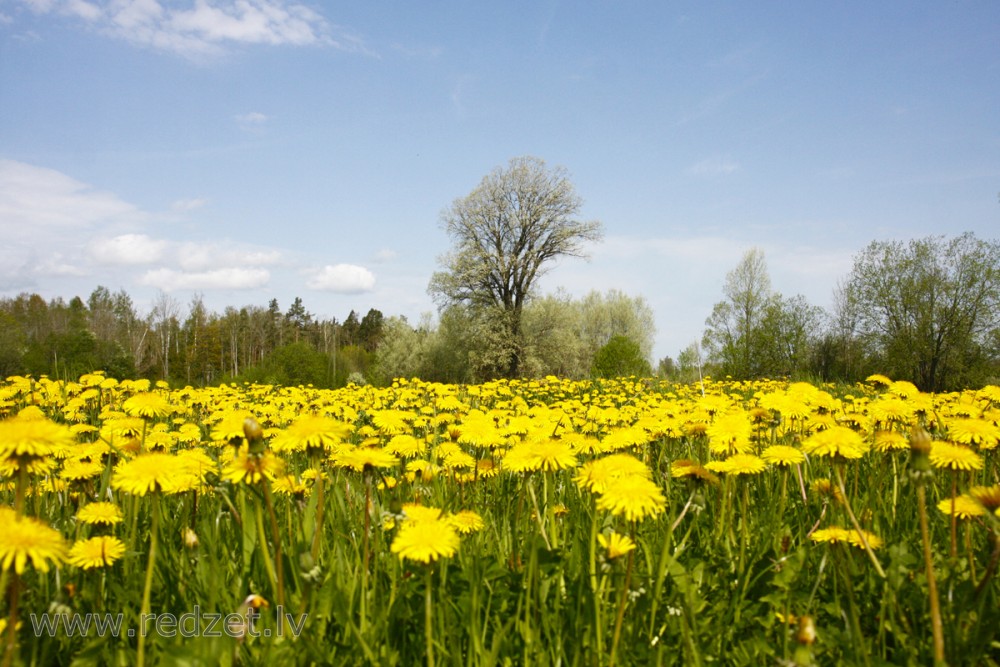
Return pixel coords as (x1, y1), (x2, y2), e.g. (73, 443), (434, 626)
(1, 1), (998, 362)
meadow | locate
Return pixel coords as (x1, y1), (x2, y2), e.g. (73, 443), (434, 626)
(1, 372), (998, 666)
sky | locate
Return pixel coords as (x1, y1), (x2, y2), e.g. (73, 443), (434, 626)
(1, 1), (998, 363)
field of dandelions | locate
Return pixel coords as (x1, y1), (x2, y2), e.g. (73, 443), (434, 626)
(1, 372), (998, 666)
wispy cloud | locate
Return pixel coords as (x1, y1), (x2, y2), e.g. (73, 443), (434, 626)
(0, 158), (143, 231)
(306, 264), (376, 293)
(372, 248), (398, 263)
(170, 197), (207, 212)
(89, 233), (169, 265)
(16, 0), (369, 58)
(235, 111), (268, 132)
(141, 267), (271, 290)
(687, 155), (740, 176)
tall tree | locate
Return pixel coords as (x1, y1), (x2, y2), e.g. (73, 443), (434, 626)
(702, 247), (773, 378)
(843, 232), (1000, 391)
(429, 156), (603, 378)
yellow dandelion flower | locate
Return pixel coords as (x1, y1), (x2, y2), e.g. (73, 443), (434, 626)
(948, 418), (1000, 450)
(111, 453), (201, 495)
(68, 536), (125, 569)
(811, 478), (844, 504)
(801, 426), (868, 460)
(76, 502), (123, 526)
(210, 411), (255, 445)
(969, 485), (1000, 514)
(59, 459), (103, 482)
(221, 451), (284, 485)
(271, 475), (310, 498)
(929, 441), (983, 471)
(574, 453), (650, 494)
(371, 410), (411, 435)
(868, 398), (915, 427)
(761, 445), (805, 467)
(0, 510), (68, 574)
(401, 503), (443, 524)
(865, 374), (893, 388)
(272, 415), (352, 454)
(384, 434), (426, 458)
(447, 510), (485, 534)
(0, 415), (76, 461)
(596, 475), (666, 522)
(334, 447), (399, 472)
(502, 439), (577, 473)
(715, 453), (767, 476)
(670, 459), (719, 485)
(390, 519), (460, 563)
(122, 393), (172, 420)
(598, 531), (637, 559)
(810, 526), (881, 550)
(936, 495), (986, 519)
(873, 430), (909, 453)
(706, 411), (754, 454)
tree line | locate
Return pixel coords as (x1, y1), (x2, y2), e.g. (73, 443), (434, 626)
(2, 156), (997, 391)
(690, 233), (1000, 391)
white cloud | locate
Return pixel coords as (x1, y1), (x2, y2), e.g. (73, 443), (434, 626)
(687, 156), (740, 176)
(16, 0), (367, 58)
(235, 111), (268, 131)
(0, 158), (143, 232)
(141, 267), (270, 290)
(90, 234), (168, 265)
(306, 264), (376, 293)
(177, 241), (282, 271)
(170, 197), (207, 212)
(372, 248), (398, 263)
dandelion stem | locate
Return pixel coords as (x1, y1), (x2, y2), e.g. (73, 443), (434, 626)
(311, 460), (325, 564)
(916, 483), (946, 664)
(262, 482), (285, 609)
(3, 573), (20, 667)
(834, 466), (885, 578)
(137, 495), (160, 667)
(609, 529), (634, 667)
(425, 566), (435, 667)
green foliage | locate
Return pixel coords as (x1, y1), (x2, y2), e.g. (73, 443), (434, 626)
(591, 335), (652, 378)
(429, 156), (603, 377)
(842, 232), (1000, 391)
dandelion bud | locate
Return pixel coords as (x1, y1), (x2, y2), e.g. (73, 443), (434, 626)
(908, 426), (933, 480)
(244, 417), (266, 456)
(795, 615), (817, 645)
(183, 527), (199, 549)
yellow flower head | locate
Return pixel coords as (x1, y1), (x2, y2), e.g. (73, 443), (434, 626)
(122, 393), (172, 420)
(447, 510), (485, 535)
(936, 495), (986, 519)
(0, 415), (76, 461)
(111, 453), (201, 495)
(222, 451), (284, 485)
(706, 453), (767, 476)
(272, 415), (352, 454)
(947, 418), (1000, 450)
(761, 445), (805, 467)
(68, 536), (125, 569)
(598, 531), (637, 560)
(76, 502), (123, 526)
(334, 447), (399, 472)
(801, 426), (868, 460)
(0, 509), (67, 574)
(929, 441), (983, 471)
(596, 475), (666, 522)
(390, 519), (460, 563)
(503, 439), (577, 473)
(969, 485), (1000, 514)
(574, 454), (650, 494)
